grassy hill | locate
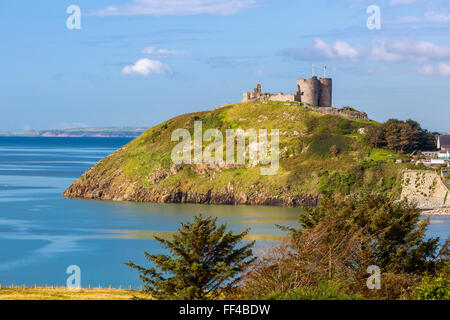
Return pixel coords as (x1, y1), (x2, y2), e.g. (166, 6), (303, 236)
(63, 101), (407, 206)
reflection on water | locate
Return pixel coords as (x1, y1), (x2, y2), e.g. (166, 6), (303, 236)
(94, 229), (286, 242)
(0, 137), (448, 288)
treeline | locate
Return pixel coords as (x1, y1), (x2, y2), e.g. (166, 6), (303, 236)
(126, 193), (449, 300)
(366, 119), (436, 153)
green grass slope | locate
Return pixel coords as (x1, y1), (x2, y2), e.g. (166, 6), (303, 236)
(63, 101), (407, 206)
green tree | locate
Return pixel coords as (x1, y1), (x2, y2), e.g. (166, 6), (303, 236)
(295, 192), (441, 274)
(398, 122), (420, 152)
(125, 214), (255, 300)
(246, 192), (448, 300)
(366, 125), (386, 148)
(407, 119), (437, 151)
(366, 119), (436, 153)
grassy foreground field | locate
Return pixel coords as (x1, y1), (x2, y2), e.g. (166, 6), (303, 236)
(0, 286), (144, 300)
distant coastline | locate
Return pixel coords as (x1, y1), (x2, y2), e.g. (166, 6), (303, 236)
(0, 127), (146, 138)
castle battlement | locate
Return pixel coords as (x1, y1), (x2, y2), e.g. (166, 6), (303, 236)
(241, 76), (369, 121)
(242, 84), (295, 103)
(242, 75), (332, 107)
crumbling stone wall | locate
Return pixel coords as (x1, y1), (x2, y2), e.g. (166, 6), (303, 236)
(269, 93), (295, 102)
(242, 84), (295, 103)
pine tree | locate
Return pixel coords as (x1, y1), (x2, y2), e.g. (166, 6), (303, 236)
(125, 214), (255, 300)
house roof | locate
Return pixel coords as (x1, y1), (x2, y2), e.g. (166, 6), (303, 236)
(439, 135), (450, 146)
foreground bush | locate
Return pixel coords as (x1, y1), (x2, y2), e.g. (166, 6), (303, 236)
(407, 259), (449, 300)
(411, 274), (449, 300)
(262, 281), (365, 300)
(238, 221), (373, 299)
(126, 214), (255, 300)
(297, 192), (441, 275)
(239, 192), (449, 300)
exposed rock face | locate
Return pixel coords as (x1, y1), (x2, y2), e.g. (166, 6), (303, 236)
(401, 170), (449, 209)
(63, 170), (319, 207)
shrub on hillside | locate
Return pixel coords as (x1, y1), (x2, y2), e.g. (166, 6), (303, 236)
(318, 171), (356, 195)
(308, 134), (350, 156)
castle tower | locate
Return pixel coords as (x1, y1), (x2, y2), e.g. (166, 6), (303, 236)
(318, 78), (332, 107)
(298, 76), (320, 106)
(255, 84), (261, 96)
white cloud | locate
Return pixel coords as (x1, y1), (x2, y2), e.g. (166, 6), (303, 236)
(122, 59), (172, 76)
(393, 16), (419, 23)
(417, 63), (450, 75)
(425, 11), (450, 23)
(393, 10), (450, 24)
(371, 40), (450, 62)
(282, 38), (360, 62)
(438, 62), (450, 75)
(371, 45), (403, 62)
(88, 0), (258, 16)
(418, 64), (434, 75)
(312, 38), (360, 61)
(389, 0), (417, 5)
(142, 46), (190, 57)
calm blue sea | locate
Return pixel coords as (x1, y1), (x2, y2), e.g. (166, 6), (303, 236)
(0, 137), (448, 288)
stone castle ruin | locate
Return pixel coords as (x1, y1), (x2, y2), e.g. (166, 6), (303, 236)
(242, 84), (298, 104)
(242, 76), (332, 107)
(241, 76), (369, 121)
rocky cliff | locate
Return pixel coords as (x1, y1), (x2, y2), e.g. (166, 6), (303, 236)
(401, 170), (449, 209)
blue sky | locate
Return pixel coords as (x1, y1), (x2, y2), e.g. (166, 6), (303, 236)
(0, 0), (449, 132)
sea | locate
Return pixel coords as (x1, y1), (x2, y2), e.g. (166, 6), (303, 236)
(0, 137), (448, 289)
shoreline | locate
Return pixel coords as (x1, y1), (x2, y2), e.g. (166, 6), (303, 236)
(421, 208), (450, 216)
